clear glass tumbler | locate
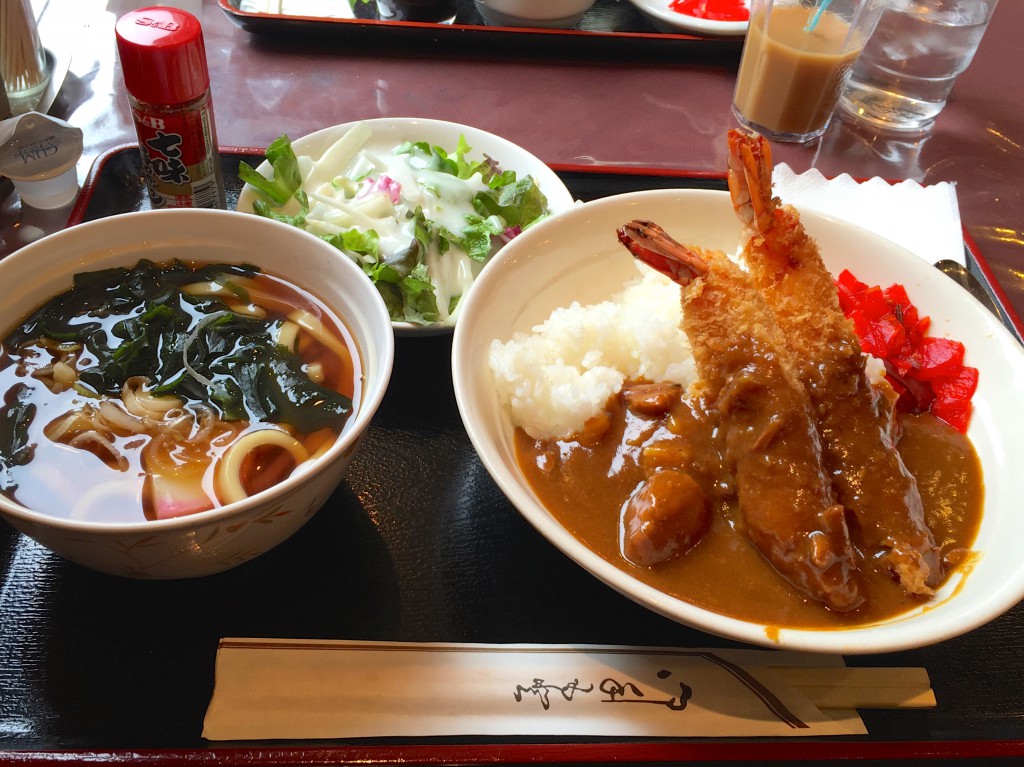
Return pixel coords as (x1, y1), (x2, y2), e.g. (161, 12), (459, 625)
(732, 0), (888, 143)
(0, 0), (50, 115)
(838, 0), (1000, 132)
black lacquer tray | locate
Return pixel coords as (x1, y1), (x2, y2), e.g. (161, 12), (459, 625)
(1, 146), (1023, 766)
(217, 0), (745, 61)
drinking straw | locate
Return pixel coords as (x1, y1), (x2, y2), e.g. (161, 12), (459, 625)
(804, 0), (834, 31)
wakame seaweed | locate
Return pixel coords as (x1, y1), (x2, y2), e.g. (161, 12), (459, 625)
(6, 260), (352, 434)
(0, 385), (36, 491)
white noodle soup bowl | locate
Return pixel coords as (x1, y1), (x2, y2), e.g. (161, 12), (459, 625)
(452, 188), (1024, 654)
(0, 209), (394, 579)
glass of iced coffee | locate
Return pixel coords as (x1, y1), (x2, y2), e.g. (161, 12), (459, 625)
(732, 0), (887, 143)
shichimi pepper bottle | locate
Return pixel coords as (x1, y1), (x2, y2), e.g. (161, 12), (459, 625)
(115, 6), (225, 209)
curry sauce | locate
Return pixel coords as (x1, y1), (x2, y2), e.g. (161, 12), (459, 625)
(515, 383), (984, 629)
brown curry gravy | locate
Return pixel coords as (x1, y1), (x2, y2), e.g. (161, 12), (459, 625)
(515, 383), (984, 629)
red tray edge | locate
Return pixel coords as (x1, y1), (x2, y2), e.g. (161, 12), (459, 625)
(4, 738), (1024, 765)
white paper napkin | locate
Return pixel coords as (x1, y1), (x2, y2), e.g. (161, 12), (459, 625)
(772, 164), (965, 266)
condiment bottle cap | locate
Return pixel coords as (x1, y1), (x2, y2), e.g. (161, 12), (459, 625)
(0, 112), (83, 209)
(115, 7), (210, 106)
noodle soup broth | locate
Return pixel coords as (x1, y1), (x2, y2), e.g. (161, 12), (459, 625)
(0, 260), (362, 524)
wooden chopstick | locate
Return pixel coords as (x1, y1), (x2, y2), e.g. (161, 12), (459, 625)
(762, 667), (936, 709)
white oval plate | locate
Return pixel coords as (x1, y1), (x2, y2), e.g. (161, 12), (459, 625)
(452, 188), (1024, 654)
(628, 0), (749, 36)
(236, 117), (576, 337)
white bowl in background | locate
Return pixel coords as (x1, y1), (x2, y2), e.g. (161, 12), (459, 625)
(236, 117), (576, 336)
(0, 209), (395, 579)
(473, 0), (596, 28)
(452, 188), (1024, 654)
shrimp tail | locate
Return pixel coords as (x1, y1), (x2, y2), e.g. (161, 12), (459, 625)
(617, 220), (708, 285)
(727, 129), (776, 234)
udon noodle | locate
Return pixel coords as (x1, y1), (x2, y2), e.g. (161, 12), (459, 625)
(0, 260), (360, 522)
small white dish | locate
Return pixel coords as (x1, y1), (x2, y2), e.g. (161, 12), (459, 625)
(237, 117), (575, 336)
(452, 188), (1024, 654)
(473, 0), (596, 28)
(627, 0), (749, 36)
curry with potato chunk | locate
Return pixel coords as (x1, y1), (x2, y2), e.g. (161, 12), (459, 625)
(516, 383), (983, 629)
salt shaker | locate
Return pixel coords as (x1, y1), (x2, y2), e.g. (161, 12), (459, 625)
(114, 6), (225, 209)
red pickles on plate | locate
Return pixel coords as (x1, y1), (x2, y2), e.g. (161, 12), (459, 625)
(836, 268), (980, 433)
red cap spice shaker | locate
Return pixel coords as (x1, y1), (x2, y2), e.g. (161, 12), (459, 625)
(115, 6), (225, 209)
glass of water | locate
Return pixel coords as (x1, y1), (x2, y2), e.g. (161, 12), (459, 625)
(838, 0), (1000, 131)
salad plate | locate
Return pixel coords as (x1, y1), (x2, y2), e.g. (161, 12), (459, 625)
(626, 0), (749, 36)
(236, 117), (576, 336)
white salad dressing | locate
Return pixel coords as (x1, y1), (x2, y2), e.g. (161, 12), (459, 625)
(247, 121), (548, 326)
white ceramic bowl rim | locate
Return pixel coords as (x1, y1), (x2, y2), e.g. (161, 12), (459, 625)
(0, 208), (395, 536)
(452, 188), (1024, 654)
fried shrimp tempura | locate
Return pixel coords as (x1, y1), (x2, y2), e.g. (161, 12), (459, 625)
(618, 220), (863, 612)
(727, 128), (942, 596)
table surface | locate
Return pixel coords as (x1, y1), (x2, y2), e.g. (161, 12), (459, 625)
(3, 0), (1022, 325)
(2, 1), (1024, 764)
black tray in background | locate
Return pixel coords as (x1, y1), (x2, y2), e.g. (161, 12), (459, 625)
(2, 146), (1022, 764)
(218, 0), (745, 61)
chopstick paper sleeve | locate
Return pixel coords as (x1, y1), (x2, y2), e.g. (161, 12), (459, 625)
(198, 639), (935, 740)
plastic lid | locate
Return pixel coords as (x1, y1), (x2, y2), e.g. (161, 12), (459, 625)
(115, 6), (210, 106)
(0, 112), (83, 210)
(12, 166), (79, 209)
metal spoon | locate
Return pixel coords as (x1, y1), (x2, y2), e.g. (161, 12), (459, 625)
(933, 258), (1013, 333)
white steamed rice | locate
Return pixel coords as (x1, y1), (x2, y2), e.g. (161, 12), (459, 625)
(488, 268), (697, 440)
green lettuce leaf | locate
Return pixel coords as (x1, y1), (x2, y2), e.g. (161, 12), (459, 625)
(238, 134), (303, 206)
(474, 174), (550, 229)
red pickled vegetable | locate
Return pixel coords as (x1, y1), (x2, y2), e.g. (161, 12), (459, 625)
(857, 286), (892, 322)
(931, 367), (979, 433)
(835, 268), (978, 433)
(917, 337), (965, 381)
(668, 0), (750, 22)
